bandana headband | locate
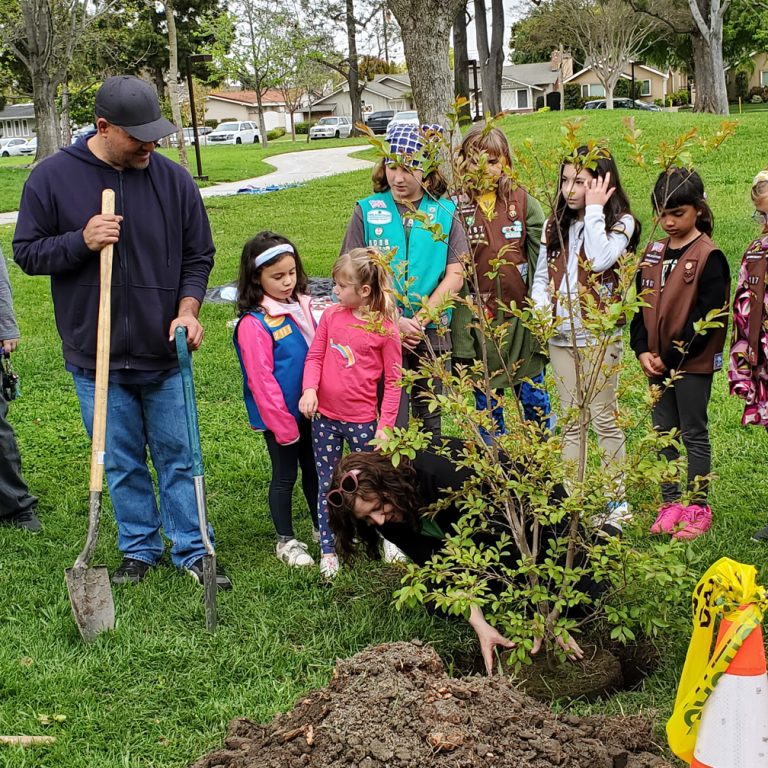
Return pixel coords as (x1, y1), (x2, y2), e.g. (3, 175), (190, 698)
(255, 244), (295, 267)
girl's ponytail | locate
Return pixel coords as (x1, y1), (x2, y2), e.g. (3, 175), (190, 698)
(334, 248), (398, 322)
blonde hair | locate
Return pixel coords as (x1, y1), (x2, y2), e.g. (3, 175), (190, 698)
(751, 171), (768, 205)
(459, 123), (515, 199)
(333, 248), (398, 321)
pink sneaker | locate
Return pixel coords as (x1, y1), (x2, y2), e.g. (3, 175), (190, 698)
(673, 504), (712, 540)
(649, 502), (685, 535)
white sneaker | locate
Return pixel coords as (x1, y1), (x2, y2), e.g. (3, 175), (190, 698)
(276, 538), (314, 567)
(382, 539), (408, 564)
(319, 553), (340, 579)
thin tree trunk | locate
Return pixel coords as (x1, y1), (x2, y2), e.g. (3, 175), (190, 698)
(163, 0), (188, 169)
(346, 0), (363, 134)
(473, 0), (503, 116)
(31, 73), (60, 162)
(60, 78), (71, 146)
(255, 87), (269, 148)
(453, 2), (471, 121)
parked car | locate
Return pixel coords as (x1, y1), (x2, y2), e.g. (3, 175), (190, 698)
(70, 124), (96, 143)
(169, 126), (212, 147)
(309, 116), (353, 140)
(386, 110), (420, 137)
(0, 137), (30, 157)
(207, 121), (260, 144)
(18, 137), (37, 155)
(583, 98), (662, 111)
(365, 110), (395, 135)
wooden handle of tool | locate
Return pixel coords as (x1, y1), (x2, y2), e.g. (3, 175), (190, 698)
(89, 189), (115, 492)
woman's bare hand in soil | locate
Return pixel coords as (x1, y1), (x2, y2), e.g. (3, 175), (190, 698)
(531, 633), (585, 661)
(469, 606), (515, 675)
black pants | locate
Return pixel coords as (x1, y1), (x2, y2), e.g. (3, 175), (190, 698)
(0, 390), (37, 521)
(651, 372), (713, 504)
(263, 418), (318, 539)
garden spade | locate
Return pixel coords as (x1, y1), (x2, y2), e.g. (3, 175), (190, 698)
(175, 326), (217, 631)
(65, 188), (116, 641)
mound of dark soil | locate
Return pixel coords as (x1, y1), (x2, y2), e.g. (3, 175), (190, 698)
(191, 641), (671, 768)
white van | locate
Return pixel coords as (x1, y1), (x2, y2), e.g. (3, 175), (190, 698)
(208, 121), (260, 145)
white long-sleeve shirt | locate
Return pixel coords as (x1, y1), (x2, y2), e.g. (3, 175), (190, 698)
(531, 205), (635, 346)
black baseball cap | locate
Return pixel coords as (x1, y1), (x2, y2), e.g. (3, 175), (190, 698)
(94, 76), (177, 143)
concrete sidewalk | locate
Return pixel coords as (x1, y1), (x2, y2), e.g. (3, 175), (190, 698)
(0, 144), (373, 226)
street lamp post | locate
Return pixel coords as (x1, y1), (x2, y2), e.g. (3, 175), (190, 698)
(186, 53), (212, 180)
(630, 60), (644, 108)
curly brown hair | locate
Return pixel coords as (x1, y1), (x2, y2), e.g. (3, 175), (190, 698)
(370, 157), (448, 198)
(327, 452), (422, 562)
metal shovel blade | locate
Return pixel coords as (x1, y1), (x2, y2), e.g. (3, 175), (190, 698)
(202, 553), (217, 632)
(65, 563), (115, 642)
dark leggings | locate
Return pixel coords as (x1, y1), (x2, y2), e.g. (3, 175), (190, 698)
(651, 372), (713, 504)
(263, 417), (318, 539)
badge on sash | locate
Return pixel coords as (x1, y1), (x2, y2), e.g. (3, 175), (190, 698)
(465, 215), (475, 227)
(374, 227), (383, 236)
(502, 222), (523, 240)
(369, 199), (387, 209)
(651, 241), (665, 253)
(508, 204), (517, 219)
(367, 209), (392, 225)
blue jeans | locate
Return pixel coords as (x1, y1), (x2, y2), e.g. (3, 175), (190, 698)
(72, 372), (213, 569)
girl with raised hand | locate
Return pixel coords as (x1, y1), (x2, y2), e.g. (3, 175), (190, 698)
(531, 146), (640, 529)
(299, 248), (402, 578)
(233, 232), (319, 568)
(340, 124), (466, 441)
(630, 167), (730, 540)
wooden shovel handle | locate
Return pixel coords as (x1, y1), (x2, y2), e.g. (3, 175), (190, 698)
(89, 189), (115, 492)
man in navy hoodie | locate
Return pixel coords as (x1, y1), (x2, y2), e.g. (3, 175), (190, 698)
(13, 76), (231, 589)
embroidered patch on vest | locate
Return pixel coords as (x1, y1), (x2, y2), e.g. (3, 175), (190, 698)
(368, 199), (387, 209)
(502, 222), (523, 240)
(367, 209), (392, 225)
(713, 352), (723, 370)
(263, 315), (284, 329)
(517, 263), (528, 281)
(273, 325), (293, 341)
(683, 260), (697, 283)
(508, 203), (517, 219)
(651, 241), (665, 252)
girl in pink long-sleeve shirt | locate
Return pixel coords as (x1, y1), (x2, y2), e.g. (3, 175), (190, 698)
(300, 248), (402, 578)
(233, 231), (319, 569)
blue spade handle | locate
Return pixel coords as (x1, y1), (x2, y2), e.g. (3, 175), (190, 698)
(175, 327), (204, 476)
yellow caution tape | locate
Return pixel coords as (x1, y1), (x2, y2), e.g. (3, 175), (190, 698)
(667, 557), (767, 764)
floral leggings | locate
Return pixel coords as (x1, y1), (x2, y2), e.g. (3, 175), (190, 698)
(312, 414), (376, 555)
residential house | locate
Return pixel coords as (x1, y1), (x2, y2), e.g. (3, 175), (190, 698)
(726, 51), (768, 100)
(309, 74), (413, 117)
(0, 103), (35, 139)
(565, 63), (672, 105)
(204, 89), (306, 131)
(498, 51), (574, 113)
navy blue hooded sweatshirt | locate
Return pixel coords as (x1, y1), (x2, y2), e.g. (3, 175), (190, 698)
(13, 136), (214, 373)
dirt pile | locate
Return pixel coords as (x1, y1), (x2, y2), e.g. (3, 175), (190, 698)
(192, 641), (672, 768)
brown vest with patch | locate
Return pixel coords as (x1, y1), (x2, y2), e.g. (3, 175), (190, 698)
(639, 234), (728, 373)
(458, 186), (529, 317)
(546, 227), (625, 326)
(738, 235), (768, 366)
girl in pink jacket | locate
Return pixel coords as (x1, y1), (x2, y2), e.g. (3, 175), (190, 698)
(233, 231), (319, 568)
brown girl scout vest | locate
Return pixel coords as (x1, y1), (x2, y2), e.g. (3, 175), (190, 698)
(737, 234), (768, 366)
(457, 186), (529, 317)
(639, 234), (729, 373)
(546, 225), (625, 326)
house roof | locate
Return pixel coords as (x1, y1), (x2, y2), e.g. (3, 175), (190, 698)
(310, 74), (411, 108)
(565, 63), (668, 83)
(502, 63), (559, 87)
(0, 102), (35, 120)
(208, 89), (285, 107)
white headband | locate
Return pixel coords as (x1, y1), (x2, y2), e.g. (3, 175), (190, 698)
(255, 243), (295, 267)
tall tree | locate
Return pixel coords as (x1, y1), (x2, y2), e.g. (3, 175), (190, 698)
(0, 0), (112, 162)
(452, 1), (472, 120)
(387, 0), (466, 124)
(473, 0), (504, 116)
(160, 0), (189, 169)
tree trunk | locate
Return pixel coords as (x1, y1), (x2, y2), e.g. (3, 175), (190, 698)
(388, 0), (465, 124)
(163, 0), (188, 169)
(60, 78), (72, 146)
(346, 0), (363, 134)
(31, 71), (60, 163)
(452, 2), (471, 121)
(691, 32), (729, 114)
(255, 87), (269, 148)
(473, 0), (504, 116)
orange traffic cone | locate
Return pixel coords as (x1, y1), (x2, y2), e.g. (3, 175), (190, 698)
(689, 607), (768, 767)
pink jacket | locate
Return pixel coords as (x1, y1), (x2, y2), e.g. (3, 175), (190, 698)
(238, 294), (315, 445)
(302, 304), (402, 429)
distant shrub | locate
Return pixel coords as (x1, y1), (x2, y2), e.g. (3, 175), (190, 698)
(735, 71), (749, 101)
(564, 83), (582, 110)
(267, 127), (286, 140)
(535, 95), (545, 110)
(294, 121), (315, 135)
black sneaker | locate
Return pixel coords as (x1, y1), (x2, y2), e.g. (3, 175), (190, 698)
(111, 557), (153, 585)
(0, 509), (42, 533)
(752, 525), (768, 543)
(185, 558), (232, 591)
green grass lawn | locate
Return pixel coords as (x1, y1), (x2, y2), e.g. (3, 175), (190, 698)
(1, 109), (768, 767)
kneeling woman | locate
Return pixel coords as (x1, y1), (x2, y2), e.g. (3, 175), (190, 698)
(326, 440), (595, 673)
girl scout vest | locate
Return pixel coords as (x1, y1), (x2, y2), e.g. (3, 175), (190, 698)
(358, 190), (456, 323)
(734, 234), (768, 366)
(457, 186), (529, 317)
(233, 310), (311, 430)
(639, 235), (729, 374)
(547, 228), (625, 326)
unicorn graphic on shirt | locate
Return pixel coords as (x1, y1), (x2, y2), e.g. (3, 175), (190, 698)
(330, 338), (356, 367)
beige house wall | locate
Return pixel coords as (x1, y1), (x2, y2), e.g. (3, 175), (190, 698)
(568, 68), (670, 104)
(204, 99), (301, 131)
(727, 52), (768, 100)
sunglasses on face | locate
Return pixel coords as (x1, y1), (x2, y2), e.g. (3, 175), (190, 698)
(326, 471), (359, 508)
